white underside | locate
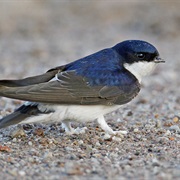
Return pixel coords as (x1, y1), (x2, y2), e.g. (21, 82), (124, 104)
(20, 104), (126, 135)
(21, 104), (120, 124)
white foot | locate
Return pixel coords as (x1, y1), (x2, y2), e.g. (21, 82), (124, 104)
(61, 121), (87, 135)
(97, 115), (128, 138)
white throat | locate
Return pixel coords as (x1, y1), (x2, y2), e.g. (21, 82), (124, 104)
(124, 62), (157, 83)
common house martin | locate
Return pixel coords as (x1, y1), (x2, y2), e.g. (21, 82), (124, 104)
(0, 40), (165, 136)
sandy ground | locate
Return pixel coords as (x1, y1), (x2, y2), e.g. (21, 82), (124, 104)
(0, 1), (179, 180)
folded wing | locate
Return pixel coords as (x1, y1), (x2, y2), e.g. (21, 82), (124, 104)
(0, 69), (140, 105)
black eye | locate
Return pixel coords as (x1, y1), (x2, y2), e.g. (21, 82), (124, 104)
(136, 53), (145, 59)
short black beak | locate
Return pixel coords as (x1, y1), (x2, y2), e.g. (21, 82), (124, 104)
(154, 56), (165, 63)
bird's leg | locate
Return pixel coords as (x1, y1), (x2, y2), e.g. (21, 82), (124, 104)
(61, 120), (87, 135)
(97, 115), (128, 137)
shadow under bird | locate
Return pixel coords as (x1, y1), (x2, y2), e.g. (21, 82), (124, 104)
(0, 40), (165, 136)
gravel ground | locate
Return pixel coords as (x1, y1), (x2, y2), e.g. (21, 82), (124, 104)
(0, 1), (180, 180)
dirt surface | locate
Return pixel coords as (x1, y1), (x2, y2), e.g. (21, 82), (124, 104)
(0, 1), (179, 180)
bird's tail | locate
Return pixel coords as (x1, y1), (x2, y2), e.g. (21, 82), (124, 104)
(0, 104), (42, 129)
(0, 67), (63, 128)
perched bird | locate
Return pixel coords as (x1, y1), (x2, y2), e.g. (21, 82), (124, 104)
(0, 40), (164, 136)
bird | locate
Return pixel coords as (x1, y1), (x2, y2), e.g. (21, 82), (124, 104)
(0, 40), (165, 136)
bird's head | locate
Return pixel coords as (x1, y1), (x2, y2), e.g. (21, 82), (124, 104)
(112, 40), (165, 82)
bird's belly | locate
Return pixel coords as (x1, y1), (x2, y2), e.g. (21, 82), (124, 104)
(50, 104), (120, 123)
(21, 104), (120, 124)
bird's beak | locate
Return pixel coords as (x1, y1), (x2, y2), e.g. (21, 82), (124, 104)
(154, 56), (165, 63)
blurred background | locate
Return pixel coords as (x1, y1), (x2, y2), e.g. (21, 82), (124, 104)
(0, 1), (179, 179)
(0, 1), (179, 79)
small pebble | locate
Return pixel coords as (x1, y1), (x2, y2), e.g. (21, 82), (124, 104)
(152, 158), (161, 166)
(93, 153), (101, 158)
(156, 120), (162, 128)
(134, 128), (139, 133)
(43, 151), (53, 159)
(169, 125), (180, 132)
(124, 165), (131, 170)
(65, 147), (74, 151)
(9, 170), (18, 176)
(104, 156), (111, 163)
(78, 140), (84, 145)
(153, 166), (161, 175)
(19, 170), (26, 176)
(135, 135), (142, 139)
(95, 141), (101, 146)
(157, 137), (169, 143)
(173, 116), (179, 123)
(112, 136), (122, 142)
(127, 111), (133, 116)
(103, 134), (112, 140)
(28, 141), (33, 146)
(12, 138), (17, 142)
(34, 128), (44, 136)
(10, 128), (26, 138)
(48, 139), (53, 144)
(164, 130), (171, 136)
(64, 162), (82, 175)
(117, 118), (123, 122)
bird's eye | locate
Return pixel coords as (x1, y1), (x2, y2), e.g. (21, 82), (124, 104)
(136, 53), (145, 59)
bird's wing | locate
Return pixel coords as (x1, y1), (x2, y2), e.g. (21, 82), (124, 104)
(0, 70), (140, 105)
(0, 66), (65, 87)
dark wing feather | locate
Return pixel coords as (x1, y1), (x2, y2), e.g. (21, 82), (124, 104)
(0, 70), (140, 105)
(0, 66), (66, 87)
